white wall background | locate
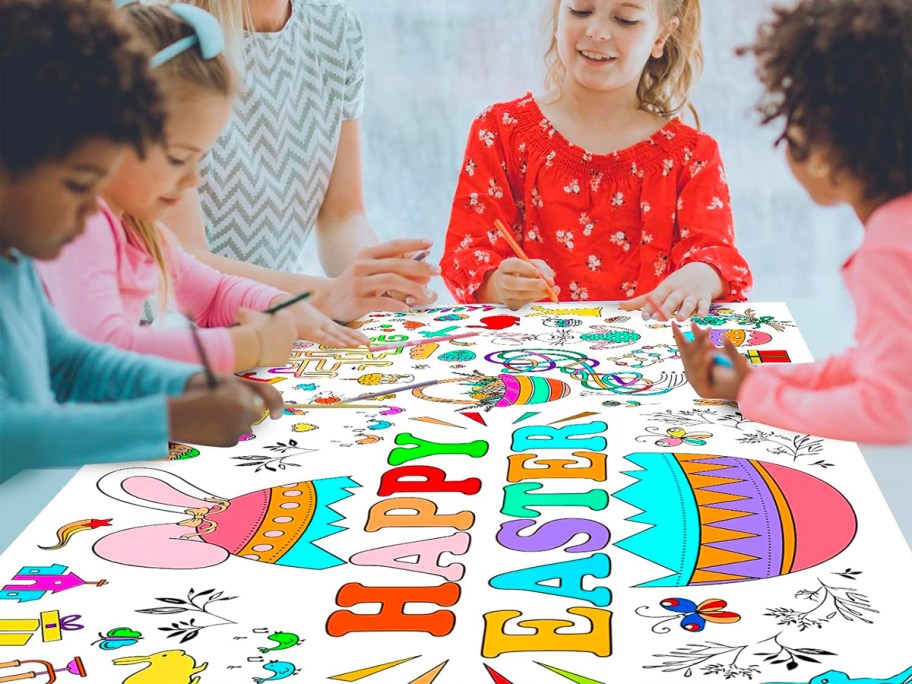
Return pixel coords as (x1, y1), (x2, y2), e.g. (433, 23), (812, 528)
(317, 0), (863, 311)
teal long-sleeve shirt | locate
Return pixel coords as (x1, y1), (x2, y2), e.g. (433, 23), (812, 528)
(0, 251), (199, 483)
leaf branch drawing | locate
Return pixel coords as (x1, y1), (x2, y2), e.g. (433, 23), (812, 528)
(644, 641), (755, 677)
(645, 632), (838, 676)
(753, 633), (836, 672)
(765, 573), (877, 630)
(736, 431), (829, 466)
(135, 587), (237, 644)
(230, 439), (316, 473)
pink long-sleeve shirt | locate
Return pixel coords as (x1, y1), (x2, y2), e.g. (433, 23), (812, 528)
(738, 192), (912, 444)
(38, 200), (287, 372)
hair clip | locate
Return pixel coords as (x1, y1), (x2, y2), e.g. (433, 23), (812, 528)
(114, 1), (224, 68)
(151, 4), (224, 67)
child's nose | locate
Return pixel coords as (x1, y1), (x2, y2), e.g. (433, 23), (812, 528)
(179, 163), (201, 189)
(586, 16), (613, 41)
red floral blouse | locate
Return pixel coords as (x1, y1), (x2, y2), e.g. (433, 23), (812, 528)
(441, 93), (752, 303)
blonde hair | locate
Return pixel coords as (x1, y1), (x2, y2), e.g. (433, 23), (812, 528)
(544, 0), (703, 122)
(179, 0), (252, 75)
(122, 3), (236, 314)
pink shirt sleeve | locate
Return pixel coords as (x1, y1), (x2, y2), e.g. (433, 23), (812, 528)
(738, 206), (912, 443)
(162, 227), (285, 330)
(37, 209), (285, 373)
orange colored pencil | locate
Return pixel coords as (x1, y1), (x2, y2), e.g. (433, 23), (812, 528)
(645, 294), (669, 322)
(493, 219), (559, 303)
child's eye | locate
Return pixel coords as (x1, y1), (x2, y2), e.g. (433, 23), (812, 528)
(167, 155), (189, 167)
(615, 17), (639, 26)
(65, 180), (93, 194)
(568, 8), (592, 17)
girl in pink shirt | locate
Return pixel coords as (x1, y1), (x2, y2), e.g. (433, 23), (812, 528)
(674, 0), (912, 443)
(39, 4), (368, 372)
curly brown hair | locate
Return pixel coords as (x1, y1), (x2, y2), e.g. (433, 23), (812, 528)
(739, 0), (912, 200)
(0, 0), (165, 176)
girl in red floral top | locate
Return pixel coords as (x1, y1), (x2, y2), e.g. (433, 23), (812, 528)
(441, 0), (752, 318)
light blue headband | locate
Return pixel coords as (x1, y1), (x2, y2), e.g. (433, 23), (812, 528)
(114, 1), (224, 68)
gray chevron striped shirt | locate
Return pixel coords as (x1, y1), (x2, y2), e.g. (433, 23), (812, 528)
(199, 0), (365, 274)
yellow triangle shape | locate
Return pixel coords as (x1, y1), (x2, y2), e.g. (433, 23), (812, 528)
(329, 656), (419, 681)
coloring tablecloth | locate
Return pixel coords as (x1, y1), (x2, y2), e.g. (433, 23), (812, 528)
(2, 302), (910, 684)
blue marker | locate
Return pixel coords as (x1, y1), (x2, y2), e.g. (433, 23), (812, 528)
(713, 352), (733, 368)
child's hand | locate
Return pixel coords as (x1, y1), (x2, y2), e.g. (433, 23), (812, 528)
(621, 262), (725, 321)
(672, 322), (751, 400)
(234, 307), (298, 366)
(169, 375), (283, 446)
(312, 239), (439, 321)
(270, 297), (369, 348)
(478, 257), (560, 310)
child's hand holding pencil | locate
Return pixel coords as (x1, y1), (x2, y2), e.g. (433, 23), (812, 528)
(173, 375), (284, 445)
(476, 219), (560, 310)
(178, 320), (284, 447)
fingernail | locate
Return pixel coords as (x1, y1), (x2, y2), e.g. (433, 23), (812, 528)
(421, 288), (432, 297)
(405, 296), (416, 306)
(429, 265), (441, 274)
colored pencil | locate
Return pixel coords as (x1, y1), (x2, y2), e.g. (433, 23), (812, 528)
(283, 403), (375, 409)
(368, 332), (479, 352)
(339, 379), (440, 405)
(229, 291), (312, 327)
(188, 321), (218, 389)
(493, 219), (559, 303)
(645, 294), (670, 322)
(411, 249), (431, 262)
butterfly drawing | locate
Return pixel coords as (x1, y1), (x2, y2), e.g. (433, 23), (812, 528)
(636, 598), (740, 633)
(655, 427), (713, 447)
(91, 627), (144, 650)
(659, 598), (741, 631)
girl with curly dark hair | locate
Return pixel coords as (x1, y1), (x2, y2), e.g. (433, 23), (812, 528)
(675, 0), (912, 443)
(0, 0), (284, 483)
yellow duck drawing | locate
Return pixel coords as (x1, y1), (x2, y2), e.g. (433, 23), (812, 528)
(113, 650), (207, 684)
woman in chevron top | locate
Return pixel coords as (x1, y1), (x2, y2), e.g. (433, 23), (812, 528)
(166, 0), (439, 322)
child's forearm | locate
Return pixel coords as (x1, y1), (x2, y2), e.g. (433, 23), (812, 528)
(0, 395), (172, 484)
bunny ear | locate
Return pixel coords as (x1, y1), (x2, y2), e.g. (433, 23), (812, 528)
(93, 523), (229, 570)
(97, 468), (218, 515)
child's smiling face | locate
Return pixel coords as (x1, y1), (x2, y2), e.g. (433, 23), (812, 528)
(103, 90), (231, 222)
(0, 139), (125, 260)
(555, 0), (677, 95)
